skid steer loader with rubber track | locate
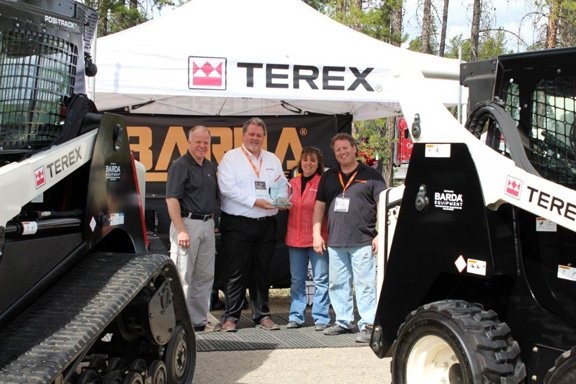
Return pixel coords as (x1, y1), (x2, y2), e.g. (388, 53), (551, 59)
(0, 1), (195, 383)
(370, 47), (576, 384)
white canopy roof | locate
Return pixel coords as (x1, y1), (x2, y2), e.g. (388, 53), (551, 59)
(91, 0), (465, 121)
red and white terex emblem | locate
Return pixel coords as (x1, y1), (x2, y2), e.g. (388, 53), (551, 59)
(34, 167), (46, 188)
(505, 175), (522, 199)
(189, 57), (226, 90)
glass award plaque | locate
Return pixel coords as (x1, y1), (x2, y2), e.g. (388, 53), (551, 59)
(269, 179), (292, 207)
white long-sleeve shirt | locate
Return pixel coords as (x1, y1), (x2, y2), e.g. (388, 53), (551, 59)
(218, 145), (286, 218)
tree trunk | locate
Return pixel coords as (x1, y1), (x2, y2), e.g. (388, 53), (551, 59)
(384, 117), (395, 186)
(470, 0), (481, 61)
(439, 0), (449, 56)
(421, 0), (433, 53)
(547, 0), (562, 48)
(390, 0), (403, 46)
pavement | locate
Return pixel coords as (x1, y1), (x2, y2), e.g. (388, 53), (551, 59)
(192, 347), (392, 384)
(191, 295), (392, 383)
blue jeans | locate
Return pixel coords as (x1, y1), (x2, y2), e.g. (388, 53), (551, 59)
(328, 245), (376, 332)
(288, 247), (330, 325)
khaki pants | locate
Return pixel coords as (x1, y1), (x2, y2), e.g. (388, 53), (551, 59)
(169, 217), (216, 327)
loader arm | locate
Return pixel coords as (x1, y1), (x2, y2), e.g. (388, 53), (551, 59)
(0, 130), (96, 228)
(398, 68), (576, 234)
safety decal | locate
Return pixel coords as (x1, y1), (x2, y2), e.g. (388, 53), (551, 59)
(466, 258), (487, 276)
(455, 255), (466, 273)
(109, 212), (125, 226)
(558, 265), (576, 282)
(21, 221), (38, 235)
(424, 143), (451, 158)
(505, 175), (522, 199)
(536, 217), (557, 232)
(434, 189), (463, 211)
(189, 56), (226, 90)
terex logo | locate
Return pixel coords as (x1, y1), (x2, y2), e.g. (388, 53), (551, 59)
(189, 57), (226, 90)
(237, 62), (375, 92)
(526, 185), (576, 221)
(45, 147), (83, 178)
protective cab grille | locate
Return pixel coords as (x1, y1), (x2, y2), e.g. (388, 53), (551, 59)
(0, 28), (77, 152)
(503, 78), (576, 186)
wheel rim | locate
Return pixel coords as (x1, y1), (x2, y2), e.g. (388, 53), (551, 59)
(164, 324), (194, 383)
(148, 360), (168, 384)
(173, 333), (188, 378)
(123, 372), (144, 384)
(406, 335), (463, 384)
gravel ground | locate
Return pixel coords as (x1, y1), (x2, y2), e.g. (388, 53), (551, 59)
(192, 347), (392, 384)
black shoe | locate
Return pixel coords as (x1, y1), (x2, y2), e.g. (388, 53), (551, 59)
(286, 321), (301, 329)
(323, 324), (352, 336)
(193, 325), (206, 332)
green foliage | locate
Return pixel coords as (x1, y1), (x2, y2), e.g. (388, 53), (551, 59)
(312, 0), (402, 45)
(106, 6), (148, 35)
(354, 119), (394, 168)
(85, 0), (175, 37)
(444, 30), (512, 61)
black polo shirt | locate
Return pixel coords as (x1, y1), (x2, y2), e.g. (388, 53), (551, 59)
(316, 163), (386, 247)
(166, 151), (219, 215)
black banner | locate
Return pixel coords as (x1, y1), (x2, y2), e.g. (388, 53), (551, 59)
(126, 114), (352, 288)
(126, 114), (352, 197)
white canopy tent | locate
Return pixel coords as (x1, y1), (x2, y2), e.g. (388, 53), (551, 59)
(92, 0), (466, 121)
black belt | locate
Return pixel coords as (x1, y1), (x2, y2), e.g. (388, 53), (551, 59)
(182, 212), (214, 221)
(222, 212), (273, 221)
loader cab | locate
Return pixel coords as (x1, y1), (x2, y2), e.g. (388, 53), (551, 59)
(461, 47), (576, 186)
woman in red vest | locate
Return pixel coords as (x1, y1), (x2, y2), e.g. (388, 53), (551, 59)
(285, 147), (330, 330)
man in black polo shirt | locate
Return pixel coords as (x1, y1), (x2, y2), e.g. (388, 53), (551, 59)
(313, 133), (386, 343)
(166, 125), (220, 332)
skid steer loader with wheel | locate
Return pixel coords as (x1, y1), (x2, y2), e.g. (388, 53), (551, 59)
(0, 1), (196, 383)
(370, 47), (576, 384)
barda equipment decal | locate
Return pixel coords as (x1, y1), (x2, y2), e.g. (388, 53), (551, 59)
(434, 189), (463, 211)
(105, 163), (121, 181)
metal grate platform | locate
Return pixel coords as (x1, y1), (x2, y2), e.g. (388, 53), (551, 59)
(196, 299), (365, 351)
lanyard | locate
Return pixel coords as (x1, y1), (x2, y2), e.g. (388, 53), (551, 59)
(338, 170), (358, 194)
(241, 145), (263, 178)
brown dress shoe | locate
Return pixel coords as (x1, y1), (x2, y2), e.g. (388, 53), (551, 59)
(258, 316), (280, 330)
(221, 320), (237, 332)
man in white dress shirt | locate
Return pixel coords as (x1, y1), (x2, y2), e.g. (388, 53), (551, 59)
(217, 117), (286, 332)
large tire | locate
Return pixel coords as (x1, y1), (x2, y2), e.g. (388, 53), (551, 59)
(164, 324), (195, 384)
(544, 346), (576, 384)
(391, 300), (525, 384)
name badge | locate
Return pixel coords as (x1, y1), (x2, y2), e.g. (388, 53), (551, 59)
(334, 197), (350, 212)
(255, 181), (268, 198)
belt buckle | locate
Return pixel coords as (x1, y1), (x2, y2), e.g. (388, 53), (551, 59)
(202, 214), (212, 221)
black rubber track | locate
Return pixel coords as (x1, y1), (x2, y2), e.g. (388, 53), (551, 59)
(0, 252), (172, 384)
